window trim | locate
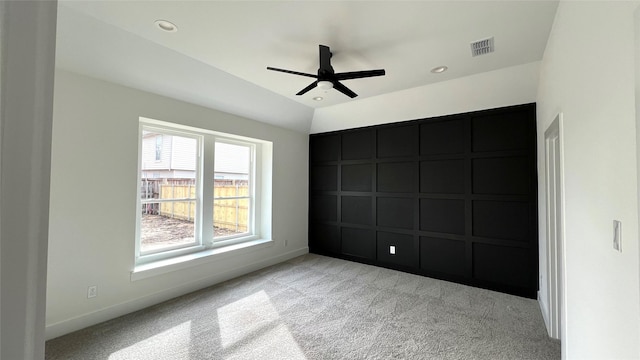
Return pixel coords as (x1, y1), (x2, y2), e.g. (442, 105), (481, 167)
(135, 117), (269, 269)
(131, 238), (273, 281)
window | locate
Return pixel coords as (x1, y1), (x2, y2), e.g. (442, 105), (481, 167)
(136, 119), (268, 266)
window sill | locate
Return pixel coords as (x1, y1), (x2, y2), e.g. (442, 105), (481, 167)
(131, 238), (273, 281)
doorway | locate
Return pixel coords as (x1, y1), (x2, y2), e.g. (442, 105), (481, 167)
(544, 114), (564, 340)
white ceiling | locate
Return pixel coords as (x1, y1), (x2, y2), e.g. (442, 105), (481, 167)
(56, 1), (558, 133)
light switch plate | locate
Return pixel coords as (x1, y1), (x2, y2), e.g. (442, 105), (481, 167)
(613, 220), (622, 252)
(389, 245), (396, 255)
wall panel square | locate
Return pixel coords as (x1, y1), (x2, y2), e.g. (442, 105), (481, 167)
(473, 200), (529, 242)
(378, 162), (417, 193)
(472, 111), (529, 152)
(342, 164), (372, 192)
(309, 223), (339, 254)
(309, 195), (337, 222)
(420, 119), (465, 155)
(310, 134), (340, 162)
(473, 243), (532, 288)
(342, 130), (372, 160)
(420, 237), (466, 276)
(310, 165), (337, 191)
(342, 196), (372, 225)
(377, 197), (414, 230)
(472, 157), (529, 195)
(377, 232), (417, 268)
(377, 125), (418, 158)
(420, 160), (464, 194)
(420, 199), (465, 234)
(341, 227), (375, 260)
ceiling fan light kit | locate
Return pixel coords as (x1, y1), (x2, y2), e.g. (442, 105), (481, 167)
(267, 45), (385, 98)
(317, 80), (333, 90)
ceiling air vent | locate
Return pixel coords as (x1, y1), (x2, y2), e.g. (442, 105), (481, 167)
(470, 37), (494, 57)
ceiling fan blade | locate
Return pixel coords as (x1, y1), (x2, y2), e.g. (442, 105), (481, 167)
(319, 45), (333, 73)
(334, 69), (386, 81)
(296, 81), (318, 96)
(267, 67), (317, 79)
(332, 81), (358, 98)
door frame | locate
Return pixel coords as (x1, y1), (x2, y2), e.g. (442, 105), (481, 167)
(544, 113), (565, 341)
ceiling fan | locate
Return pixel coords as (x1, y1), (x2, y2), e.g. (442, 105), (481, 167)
(267, 45), (385, 98)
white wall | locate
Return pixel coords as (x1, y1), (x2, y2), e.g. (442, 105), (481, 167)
(537, 2), (640, 358)
(46, 70), (309, 339)
(310, 61), (540, 134)
(1, 1), (57, 359)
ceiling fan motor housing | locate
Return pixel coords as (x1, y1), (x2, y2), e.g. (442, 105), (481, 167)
(267, 44), (385, 98)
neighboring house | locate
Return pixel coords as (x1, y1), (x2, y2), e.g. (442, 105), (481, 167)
(141, 132), (197, 179)
(141, 132), (249, 181)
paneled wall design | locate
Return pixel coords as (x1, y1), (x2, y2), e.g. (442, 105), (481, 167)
(309, 103), (538, 298)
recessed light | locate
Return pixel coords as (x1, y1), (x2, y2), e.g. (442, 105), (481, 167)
(155, 20), (178, 33)
(313, 96), (324, 101)
(431, 66), (448, 74)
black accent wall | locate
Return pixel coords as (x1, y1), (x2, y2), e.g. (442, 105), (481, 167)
(309, 103), (538, 298)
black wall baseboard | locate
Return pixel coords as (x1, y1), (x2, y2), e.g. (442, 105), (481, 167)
(309, 103), (538, 299)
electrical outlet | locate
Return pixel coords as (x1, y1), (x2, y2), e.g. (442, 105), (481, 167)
(390, 245), (396, 255)
(87, 285), (97, 299)
(284, 239), (288, 247)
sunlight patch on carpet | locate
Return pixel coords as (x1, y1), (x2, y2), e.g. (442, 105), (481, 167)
(217, 290), (306, 359)
(107, 321), (192, 360)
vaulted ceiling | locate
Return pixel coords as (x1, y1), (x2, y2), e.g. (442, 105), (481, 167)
(56, 1), (558, 133)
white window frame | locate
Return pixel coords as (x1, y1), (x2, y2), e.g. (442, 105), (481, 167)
(135, 118), (265, 267)
(210, 138), (258, 247)
(136, 125), (204, 264)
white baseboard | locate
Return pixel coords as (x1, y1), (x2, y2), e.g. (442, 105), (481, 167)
(538, 290), (551, 337)
(45, 247), (309, 340)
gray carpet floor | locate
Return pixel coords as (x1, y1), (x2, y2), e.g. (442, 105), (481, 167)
(46, 254), (560, 360)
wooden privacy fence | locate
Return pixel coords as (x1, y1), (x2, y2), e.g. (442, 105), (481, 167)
(142, 179), (249, 233)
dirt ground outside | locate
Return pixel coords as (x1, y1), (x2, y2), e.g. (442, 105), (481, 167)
(140, 215), (243, 252)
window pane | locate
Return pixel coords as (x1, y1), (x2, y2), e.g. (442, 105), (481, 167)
(140, 201), (196, 253)
(140, 129), (199, 255)
(214, 197), (249, 237)
(141, 132), (197, 199)
(214, 142), (250, 183)
(213, 141), (251, 240)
